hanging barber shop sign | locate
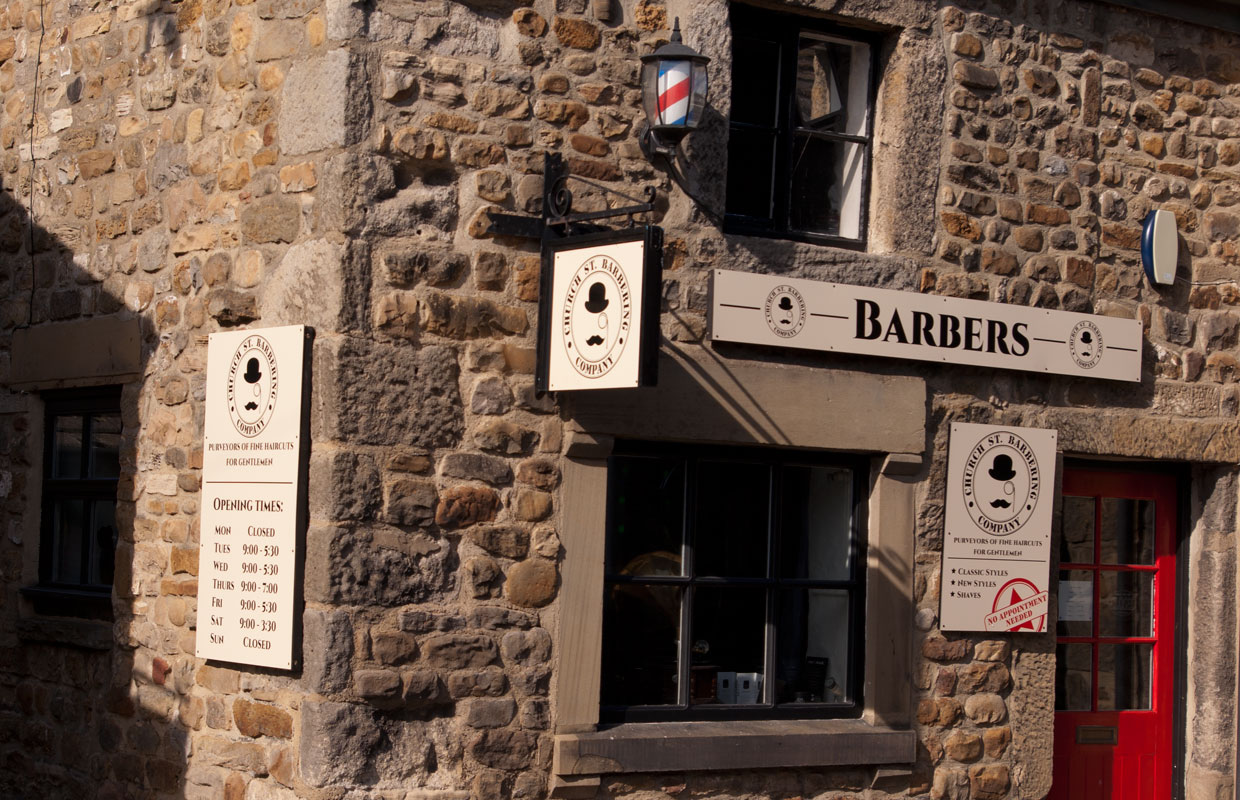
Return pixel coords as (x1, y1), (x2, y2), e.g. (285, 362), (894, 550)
(709, 270), (1142, 381)
(537, 226), (663, 392)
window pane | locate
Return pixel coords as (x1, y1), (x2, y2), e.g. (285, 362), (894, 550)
(1060, 495), (1095, 564)
(1101, 498), (1155, 565)
(776, 588), (851, 704)
(691, 586), (766, 704)
(779, 466), (853, 580)
(602, 582), (682, 706)
(609, 456), (684, 577)
(89, 414), (122, 479)
(1055, 643), (1092, 710)
(51, 499), (86, 584)
(730, 35), (780, 126)
(1097, 643), (1152, 710)
(787, 136), (865, 239)
(1056, 570), (1093, 637)
(89, 500), (118, 588)
(52, 415), (84, 478)
(694, 461), (769, 578)
(1099, 570), (1153, 638)
(725, 128), (776, 222)
(795, 34), (870, 136)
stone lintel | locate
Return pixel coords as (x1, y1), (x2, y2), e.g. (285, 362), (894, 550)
(566, 342), (926, 454)
(10, 317), (141, 389)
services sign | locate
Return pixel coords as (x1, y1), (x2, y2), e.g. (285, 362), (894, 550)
(536, 227), (662, 392)
(940, 423), (1058, 633)
(709, 270), (1142, 381)
(196, 325), (309, 669)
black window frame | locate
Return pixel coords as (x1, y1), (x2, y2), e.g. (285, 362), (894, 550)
(600, 440), (868, 723)
(22, 385), (122, 619)
(724, 4), (880, 249)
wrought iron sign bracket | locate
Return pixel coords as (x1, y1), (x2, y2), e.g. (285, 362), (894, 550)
(485, 153), (656, 240)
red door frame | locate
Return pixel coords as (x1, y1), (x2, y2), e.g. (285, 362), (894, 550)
(1051, 467), (1177, 799)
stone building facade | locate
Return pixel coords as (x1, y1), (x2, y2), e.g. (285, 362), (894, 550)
(0, 0), (1238, 798)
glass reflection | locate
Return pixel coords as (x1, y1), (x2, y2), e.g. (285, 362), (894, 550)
(776, 588), (850, 704)
(1060, 495), (1095, 564)
(1097, 644), (1152, 710)
(1101, 498), (1155, 565)
(1055, 642), (1092, 710)
(1099, 570), (1153, 638)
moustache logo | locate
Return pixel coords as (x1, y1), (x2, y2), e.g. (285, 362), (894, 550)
(989, 498), (1011, 509)
(586, 335), (604, 346)
(245, 401), (259, 411)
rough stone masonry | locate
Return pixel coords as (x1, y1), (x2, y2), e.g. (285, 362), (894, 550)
(0, 0), (1237, 798)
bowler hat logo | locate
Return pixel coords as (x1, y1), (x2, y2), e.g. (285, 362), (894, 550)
(961, 430), (1041, 535)
(1068, 320), (1103, 370)
(227, 334), (279, 438)
(764, 285), (806, 339)
(562, 254), (632, 379)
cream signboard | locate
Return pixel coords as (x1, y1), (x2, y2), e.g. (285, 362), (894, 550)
(709, 270), (1142, 381)
(196, 325), (309, 669)
(940, 423), (1058, 633)
(536, 227), (662, 392)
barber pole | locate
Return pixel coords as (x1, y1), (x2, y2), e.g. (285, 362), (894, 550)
(656, 60), (691, 125)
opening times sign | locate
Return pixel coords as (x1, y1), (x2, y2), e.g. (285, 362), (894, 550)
(196, 325), (309, 669)
(940, 423), (1058, 633)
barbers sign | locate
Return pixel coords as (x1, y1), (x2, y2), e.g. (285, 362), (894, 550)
(709, 270), (1141, 381)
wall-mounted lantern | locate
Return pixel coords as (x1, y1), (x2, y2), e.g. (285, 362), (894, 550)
(639, 18), (710, 158)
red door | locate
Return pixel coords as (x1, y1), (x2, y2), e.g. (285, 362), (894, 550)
(1051, 468), (1177, 799)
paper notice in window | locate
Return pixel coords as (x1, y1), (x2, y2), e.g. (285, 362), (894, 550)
(1059, 580), (1092, 622)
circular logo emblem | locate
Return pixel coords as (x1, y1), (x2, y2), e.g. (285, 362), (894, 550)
(961, 431), (1041, 535)
(1068, 320), (1103, 370)
(562, 254), (632, 379)
(227, 335), (279, 438)
(764, 285), (806, 339)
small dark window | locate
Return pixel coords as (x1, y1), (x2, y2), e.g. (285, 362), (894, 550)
(600, 442), (866, 722)
(26, 386), (122, 618)
(725, 5), (876, 246)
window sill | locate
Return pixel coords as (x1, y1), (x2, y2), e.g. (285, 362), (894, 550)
(15, 614), (113, 650)
(20, 585), (114, 624)
(552, 718), (915, 777)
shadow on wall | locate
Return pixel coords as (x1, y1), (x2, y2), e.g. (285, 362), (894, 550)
(0, 165), (224, 798)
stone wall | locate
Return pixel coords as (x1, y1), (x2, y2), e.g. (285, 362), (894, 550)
(0, 0), (1236, 799)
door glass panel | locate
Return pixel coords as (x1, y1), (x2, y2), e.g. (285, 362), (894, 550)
(691, 587), (766, 704)
(1101, 498), (1155, 565)
(1056, 570), (1093, 637)
(695, 461), (770, 578)
(779, 465), (853, 580)
(775, 588), (851, 704)
(601, 583), (682, 707)
(1055, 642), (1092, 710)
(609, 456), (685, 576)
(1099, 570), (1154, 638)
(1060, 495), (1095, 564)
(1097, 643), (1152, 710)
